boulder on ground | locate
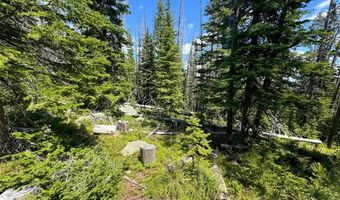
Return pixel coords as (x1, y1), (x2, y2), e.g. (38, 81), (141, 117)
(0, 186), (40, 200)
(93, 125), (117, 134)
(121, 140), (149, 156)
(118, 103), (139, 116)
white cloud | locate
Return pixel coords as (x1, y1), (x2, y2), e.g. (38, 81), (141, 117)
(315, 0), (330, 10)
(302, 0), (329, 21)
(139, 5), (144, 10)
(306, 11), (327, 20)
(187, 23), (194, 30)
(182, 43), (192, 55)
(293, 50), (306, 55)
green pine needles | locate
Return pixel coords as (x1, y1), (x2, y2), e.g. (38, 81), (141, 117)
(181, 117), (212, 165)
(137, 0), (184, 116)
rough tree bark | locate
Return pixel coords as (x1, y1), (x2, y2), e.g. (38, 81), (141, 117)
(0, 104), (9, 153)
(327, 100), (340, 148)
(226, 0), (240, 140)
(240, 7), (259, 136)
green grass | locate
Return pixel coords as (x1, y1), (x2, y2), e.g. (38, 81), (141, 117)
(0, 114), (339, 199)
(0, 114), (218, 199)
(218, 140), (340, 200)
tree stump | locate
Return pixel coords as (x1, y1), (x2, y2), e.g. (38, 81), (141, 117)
(117, 121), (129, 132)
(140, 145), (156, 165)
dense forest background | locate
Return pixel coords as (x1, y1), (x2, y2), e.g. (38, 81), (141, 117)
(0, 0), (339, 199)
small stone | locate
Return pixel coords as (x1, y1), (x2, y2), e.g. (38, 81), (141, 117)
(231, 160), (239, 166)
(93, 125), (117, 134)
(181, 156), (193, 164)
(167, 163), (176, 173)
(125, 170), (132, 175)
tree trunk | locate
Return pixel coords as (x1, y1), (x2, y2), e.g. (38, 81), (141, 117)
(0, 104), (9, 153)
(329, 39), (340, 110)
(253, 5), (286, 133)
(226, 2), (240, 140)
(241, 78), (255, 135)
(240, 8), (259, 136)
(254, 78), (272, 133)
(327, 100), (340, 148)
(330, 80), (340, 110)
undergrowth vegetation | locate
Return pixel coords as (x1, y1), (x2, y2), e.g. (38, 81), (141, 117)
(221, 141), (340, 200)
(0, 114), (339, 199)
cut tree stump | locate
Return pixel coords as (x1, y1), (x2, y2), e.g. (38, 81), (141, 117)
(117, 121), (129, 132)
(140, 145), (156, 165)
(93, 125), (117, 134)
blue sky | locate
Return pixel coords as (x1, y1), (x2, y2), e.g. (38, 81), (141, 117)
(123, 0), (332, 61)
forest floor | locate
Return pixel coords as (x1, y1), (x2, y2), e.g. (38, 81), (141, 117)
(0, 113), (339, 199)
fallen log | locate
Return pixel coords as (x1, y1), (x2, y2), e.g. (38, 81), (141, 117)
(212, 165), (228, 200)
(155, 131), (178, 135)
(261, 132), (322, 144)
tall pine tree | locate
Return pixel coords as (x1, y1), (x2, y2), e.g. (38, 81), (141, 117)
(0, 0), (131, 153)
(138, 28), (157, 104)
(154, 0), (184, 116)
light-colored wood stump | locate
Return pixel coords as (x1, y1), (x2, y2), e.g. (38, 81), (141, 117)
(140, 145), (156, 165)
(117, 121), (129, 132)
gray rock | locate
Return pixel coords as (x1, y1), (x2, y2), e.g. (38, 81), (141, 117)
(181, 156), (193, 164)
(118, 103), (139, 116)
(121, 140), (150, 156)
(93, 125), (117, 134)
(0, 186), (40, 200)
(167, 163), (176, 173)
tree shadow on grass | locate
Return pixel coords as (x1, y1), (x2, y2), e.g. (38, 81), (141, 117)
(11, 109), (98, 153)
(41, 113), (97, 150)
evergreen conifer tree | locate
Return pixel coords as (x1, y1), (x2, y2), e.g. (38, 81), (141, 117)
(0, 0), (131, 152)
(138, 28), (157, 104)
(154, 0), (184, 116)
